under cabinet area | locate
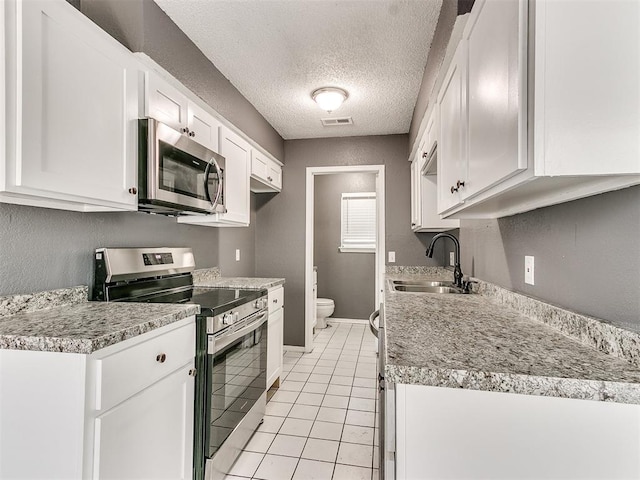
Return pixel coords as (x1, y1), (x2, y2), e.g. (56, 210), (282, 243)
(394, 384), (640, 480)
(0, 316), (196, 480)
(267, 285), (284, 389)
(1, 0), (139, 212)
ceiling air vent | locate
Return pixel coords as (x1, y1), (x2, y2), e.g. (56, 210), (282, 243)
(321, 117), (353, 127)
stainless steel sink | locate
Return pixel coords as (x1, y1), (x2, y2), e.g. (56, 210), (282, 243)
(392, 284), (465, 294)
(391, 280), (454, 287)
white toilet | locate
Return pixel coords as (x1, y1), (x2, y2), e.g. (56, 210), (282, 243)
(315, 298), (335, 329)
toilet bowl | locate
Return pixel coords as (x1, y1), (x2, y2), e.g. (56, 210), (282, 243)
(315, 298), (335, 329)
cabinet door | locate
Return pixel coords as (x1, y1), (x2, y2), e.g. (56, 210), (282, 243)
(268, 163), (282, 190)
(93, 364), (194, 480)
(535, 0), (640, 176)
(251, 150), (269, 181)
(218, 126), (250, 225)
(466, 0), (527, 198)
(410, 158), (421, 230)
(17, 0), (138, 209)
(145, 72), (189, 133)
(187, 102), (221, 153)
(267, 307), (284, 389)
(437, 44), (467, 213)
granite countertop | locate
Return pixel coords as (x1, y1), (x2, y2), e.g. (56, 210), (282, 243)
(194, 277), (285, 290)
(384, 272), (640, 404)
(0, 301), (198, 354)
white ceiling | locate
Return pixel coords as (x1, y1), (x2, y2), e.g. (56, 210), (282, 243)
(153, 0), (443, 140)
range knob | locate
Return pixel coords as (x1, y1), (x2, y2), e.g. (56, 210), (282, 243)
(222, 312), (234, 325)
(254, 299), (265, 309)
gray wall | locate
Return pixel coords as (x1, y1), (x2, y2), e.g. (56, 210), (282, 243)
(408, 0), (458, 148)
(80, 0), (284, 161)
(256, 135), (445, 346)
(460, 186), (640, 331)
(0, 203), (220, 295)
(217, 195), (257, 277)
(314, 173), (376, 319)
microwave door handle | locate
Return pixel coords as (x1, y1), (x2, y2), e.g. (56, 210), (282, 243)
(204, 158), (224, 210)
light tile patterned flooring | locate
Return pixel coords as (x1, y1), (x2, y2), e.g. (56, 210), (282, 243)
(225, 321), (380, 480)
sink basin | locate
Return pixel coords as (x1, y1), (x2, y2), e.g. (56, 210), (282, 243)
(392, 280), (454, 287)
(392, 285), (465, 294)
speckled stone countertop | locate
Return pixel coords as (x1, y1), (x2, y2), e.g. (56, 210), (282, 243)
(0, 301), (198, 354)
(384, 272), (640, 404)
(194, 277), (285, 290)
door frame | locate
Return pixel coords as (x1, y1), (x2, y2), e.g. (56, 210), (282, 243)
(304, 165), (386, 352)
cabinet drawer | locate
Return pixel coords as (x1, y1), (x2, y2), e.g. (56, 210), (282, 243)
(95, 320), (195, 412)
(268, 286), (284, 314)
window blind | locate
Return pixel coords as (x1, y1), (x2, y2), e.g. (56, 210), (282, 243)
(340, 192), (376, 252)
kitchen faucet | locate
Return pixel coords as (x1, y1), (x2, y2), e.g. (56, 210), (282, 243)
(426, 233), (463, 289)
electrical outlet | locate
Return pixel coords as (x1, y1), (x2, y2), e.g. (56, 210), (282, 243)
(388, 251), (396, 263)
(235, 249), (240, 262)
(525, 256), (535, 285)
(449, 251), (455, 266)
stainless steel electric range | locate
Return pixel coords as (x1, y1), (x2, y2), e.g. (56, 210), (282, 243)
(92, 247), (268, 480)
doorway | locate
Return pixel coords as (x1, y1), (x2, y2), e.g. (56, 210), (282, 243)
(304, 165), (385, 352)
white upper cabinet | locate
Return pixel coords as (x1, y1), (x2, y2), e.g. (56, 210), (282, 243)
(411, 109), (459, 232)
(250, 149), (282, 193)
(465, 0), (527, 198)
(1, 0), (139, 211)
(144, 71), (221, 153)
(432, 0), (640, 219)
(534, 0), (640, 176)
(437, 43), (467, 213)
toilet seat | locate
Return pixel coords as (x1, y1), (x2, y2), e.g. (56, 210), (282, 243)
(316, 298), (334, 306)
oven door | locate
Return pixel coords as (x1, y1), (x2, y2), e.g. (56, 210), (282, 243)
(205, 311), (268, 460)
(140, 118), (225, 214)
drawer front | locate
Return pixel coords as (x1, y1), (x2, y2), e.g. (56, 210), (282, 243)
(95, 320), (195, 412)
(268, 286), (284, 314)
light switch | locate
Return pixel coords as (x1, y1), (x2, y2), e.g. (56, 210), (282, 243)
(235, 249), (240, 262)
(388, 251), (396, 263)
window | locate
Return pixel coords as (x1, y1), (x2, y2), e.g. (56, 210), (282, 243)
(340, 192), (376, 253)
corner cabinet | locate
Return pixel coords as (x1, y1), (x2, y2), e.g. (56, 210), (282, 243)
(435, 0), (640, 219)
(266, 286), (284, 389)
(0, 317), (196, 480)
(1, 0), (140, 212)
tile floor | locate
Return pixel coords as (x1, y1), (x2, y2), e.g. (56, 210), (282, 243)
(225, 321), (380, 480)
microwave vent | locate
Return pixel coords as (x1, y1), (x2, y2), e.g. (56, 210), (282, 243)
(321, 117), (353, 127)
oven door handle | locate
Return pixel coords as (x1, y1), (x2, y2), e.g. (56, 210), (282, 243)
(210, 310), (268, 353)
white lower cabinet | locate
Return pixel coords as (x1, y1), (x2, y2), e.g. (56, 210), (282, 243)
(1, 0), (139, 212)
(0, 316), (196, 480)
(266, 286), (284, 389)
(94, 364), (194, 480)
(394, 384), (640, 480)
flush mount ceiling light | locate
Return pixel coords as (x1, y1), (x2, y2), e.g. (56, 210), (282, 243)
(312, 87), (348, 113)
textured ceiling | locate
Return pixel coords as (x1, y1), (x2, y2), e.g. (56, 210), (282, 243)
(153, 0), (443, 140)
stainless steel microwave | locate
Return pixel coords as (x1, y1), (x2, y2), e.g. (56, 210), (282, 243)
(138, 118), (226, 215)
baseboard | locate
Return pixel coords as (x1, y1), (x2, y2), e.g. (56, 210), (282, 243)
(327, 318), (368, 325)
(283, 345), (308, 353)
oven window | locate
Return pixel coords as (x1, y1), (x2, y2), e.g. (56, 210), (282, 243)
(207, 322), (267, 458)
(159, 140), (213, 200)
